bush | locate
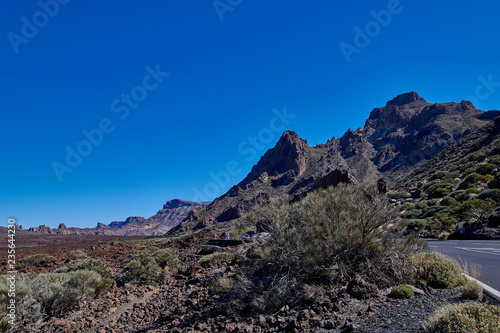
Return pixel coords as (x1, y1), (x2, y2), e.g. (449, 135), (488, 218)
(198, 252), (233, 268)
(468, 151), (486, 162)
(459, 173), (484, 189)
(425, 302), (500, 333)
(232, 184), (425, 312)
(448, 190), (470, 202)
(18, 254), (56, 269)
(477, 163), (497, 175)
(427, 183), (455, 199)
(26, 270), (111, 317)
(477, 189), (500, 204)
(489, 173), (500, 189)
(208, 276), (233, 293)
(440, 196), (458, 207)
(411, 252), (466, 288)
(117, 247), (179, 286)
(56, 258), (112, 279)
(489, 155), (500, 165)
(457, 199), (496, 223)
(430, 171), (449, 180)
(390, 284), (414, 299)
(460, 280), (483, 300)
(0, 275), (32, 330)
(405, 219), (427, 229)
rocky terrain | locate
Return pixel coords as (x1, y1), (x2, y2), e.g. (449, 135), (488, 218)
(7, 231), (495, 333)
(170, 92), (493, 235)
(27, 199), (210, 236)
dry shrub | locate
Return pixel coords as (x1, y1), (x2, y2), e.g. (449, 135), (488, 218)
(425, 302), (500, 333)
(231, 184), (425, 312)
(411, 252), (466, 288)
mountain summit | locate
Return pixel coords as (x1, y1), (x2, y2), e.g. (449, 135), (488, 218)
(386, 91), (426, 106)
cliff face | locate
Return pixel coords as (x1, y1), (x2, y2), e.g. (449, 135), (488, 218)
(169, 92), (490, 235)
(28, 200), (210, 236)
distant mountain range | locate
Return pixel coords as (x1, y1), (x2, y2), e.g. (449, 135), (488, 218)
(27, 199), (210, 236)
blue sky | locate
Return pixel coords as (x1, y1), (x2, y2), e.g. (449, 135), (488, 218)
(2, 0), (500, 228)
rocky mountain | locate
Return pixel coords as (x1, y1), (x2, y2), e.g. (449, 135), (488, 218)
(169, 92), (492, 235)
(28, 199), (210, 236)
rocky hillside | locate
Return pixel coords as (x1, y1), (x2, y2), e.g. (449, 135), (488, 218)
(28, 199), (210, 236)
(170, 92), (492, 235)
(390, 117), (500, 238)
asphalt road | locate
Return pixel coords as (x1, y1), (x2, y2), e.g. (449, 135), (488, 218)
(426, 240), (500, 291)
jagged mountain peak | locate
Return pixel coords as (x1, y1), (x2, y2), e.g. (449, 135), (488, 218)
(386, 91), (426, 107)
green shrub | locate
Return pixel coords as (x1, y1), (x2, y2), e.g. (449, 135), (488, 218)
(417, 279), (428, 288)
(489, 155), (500, 165)
(488, 173), (500, 188)
(26, 270), (111, 317)
(459, 173), (484, 189)
(427, 183), (455, 199)
(448, 190), (471, 202)
(477, 163), (497, 175)
(411, 252), (466, 288)
(402, 208), (423, 219)
(468, 151), (486, 162)
(390, 284), (414, 299)
(460, 280), (483, 300)
(56, 258), (112, 278)
(198, 252), (233, 267)
(0, 275), (32, 330)
(405, 219), (427, 229)
(18, 254), (56, 269)
(477, 189), (500, 204)
(425, 302), (500, 333)
(118, 247), (179, 286)
(440, 196), (458, 206)
(457, 199), (496, 223)
(430, 171), (449, 180)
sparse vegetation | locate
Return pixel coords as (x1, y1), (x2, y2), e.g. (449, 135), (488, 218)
(198, 252), (233, 268)
(425, 302), (500, 333)
(18, 254), (56, 269)
(208, 276), (233, 293)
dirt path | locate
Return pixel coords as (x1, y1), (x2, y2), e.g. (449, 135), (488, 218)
(100, 288), (158, 327)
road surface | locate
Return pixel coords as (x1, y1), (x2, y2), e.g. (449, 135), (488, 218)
(426, 240), (500, 291)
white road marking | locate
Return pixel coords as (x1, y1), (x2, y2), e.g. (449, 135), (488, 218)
(456, 247), (500, 256)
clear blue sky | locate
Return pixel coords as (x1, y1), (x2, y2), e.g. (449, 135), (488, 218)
(2, 0), (500, 228)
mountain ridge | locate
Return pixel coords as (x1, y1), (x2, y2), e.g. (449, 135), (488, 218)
(169, 92), (491, 235)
